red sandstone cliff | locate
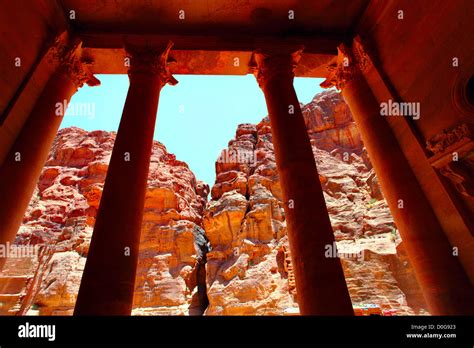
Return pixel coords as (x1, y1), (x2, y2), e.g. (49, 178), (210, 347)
(204, 90), (428, 315)
(0, 90), (428, 316)
(0, 127), (209, 315)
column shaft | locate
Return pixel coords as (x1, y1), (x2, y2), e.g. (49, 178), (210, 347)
(254, 52), (354, 315)
(342, 73), (474, 315)
(0, 71), (77, 269)
(74, 44), (176, 315)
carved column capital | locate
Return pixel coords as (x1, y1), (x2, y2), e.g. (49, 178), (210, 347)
(320, 44), (355, 90)
(320, 38), (373, 91)
(249, 47), (304, 88)
(125, 41), (178, 86)
(49, 32), (100, 89)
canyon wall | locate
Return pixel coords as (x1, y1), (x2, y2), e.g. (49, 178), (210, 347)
(204, 90), (428, 315)
(0, 127), (209, 315)
(0, 90), (428, 316)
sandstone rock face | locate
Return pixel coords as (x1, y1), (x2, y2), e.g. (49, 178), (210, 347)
(1, 90), (428, 316)
(303, 90), (363, 154)
(0, 127), (209, 315)
(204, 90), (428, 315)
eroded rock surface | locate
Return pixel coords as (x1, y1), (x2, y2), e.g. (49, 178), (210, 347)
(204, 90), (428, 315)
(1, 127), (209, 315)
(1, 90), (428, 316)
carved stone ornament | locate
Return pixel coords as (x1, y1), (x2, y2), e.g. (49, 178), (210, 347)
(49, 32), (100, 89)
(125, 41), (178, 87)
(427, 123), (474, 199)
(439, 162), (474, 198)
(320, 44), (355, 90)
(249, 47), (304, 89)
(352, 36), (371, 74)
(426, 123), (472, 155)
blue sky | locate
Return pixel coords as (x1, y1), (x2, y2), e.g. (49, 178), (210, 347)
(61, 74), (324, 185)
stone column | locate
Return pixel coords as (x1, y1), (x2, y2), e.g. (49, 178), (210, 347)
(321, 42), (474, 315)
(251, 48), (354, 315)
(0, 34), (99, 270)
(74, 42), (178, 316)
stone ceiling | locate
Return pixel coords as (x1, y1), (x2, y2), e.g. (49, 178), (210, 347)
(58, 0), (370, 76)
(0, 0), (370, 122)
